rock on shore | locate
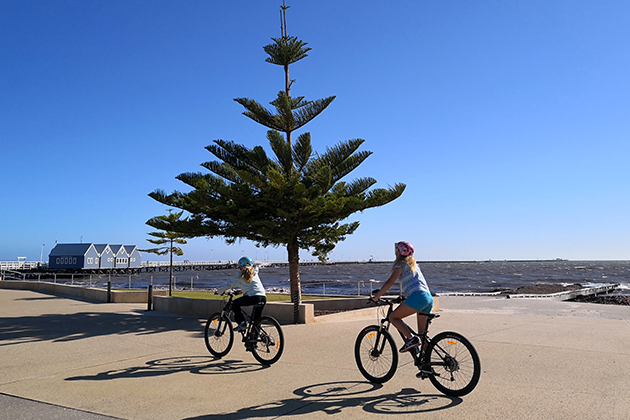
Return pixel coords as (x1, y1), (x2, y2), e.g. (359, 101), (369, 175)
(496, 283), (583, 295)
(570, 294), (630, 306)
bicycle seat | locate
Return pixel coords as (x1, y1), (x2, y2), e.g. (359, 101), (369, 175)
(424, 313), (440, 320)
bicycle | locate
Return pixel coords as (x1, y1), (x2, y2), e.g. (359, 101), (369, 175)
(354, 293), (481, 397)
(204, 290), (284, 365)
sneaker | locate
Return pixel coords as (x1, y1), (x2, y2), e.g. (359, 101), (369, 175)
(399, 336), (421, 353)
(234, 321), (247, 333)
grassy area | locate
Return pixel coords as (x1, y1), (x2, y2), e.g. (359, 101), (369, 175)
(171, 291), (342, 301)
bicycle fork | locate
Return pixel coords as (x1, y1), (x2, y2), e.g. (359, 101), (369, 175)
(372, 325), (391, 358)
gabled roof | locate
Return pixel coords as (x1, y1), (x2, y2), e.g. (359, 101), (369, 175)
(49, 243), (94, 257)
(109, 245), (125, 255)
(49, 243), (139, 258)
(94, 244), (111, 255)
(123, 245), (138, 254)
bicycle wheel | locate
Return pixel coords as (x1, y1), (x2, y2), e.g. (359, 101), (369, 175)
(250, 316), (284, 365)
(354, 325), (398, 383)
(204, 313), (234, 358)
(425, 331), (481, 397)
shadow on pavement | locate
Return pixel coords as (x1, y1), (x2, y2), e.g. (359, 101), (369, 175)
(65, 356), (267, 381)
(0, 310), (205, 345)
(182, 381), (462, 419)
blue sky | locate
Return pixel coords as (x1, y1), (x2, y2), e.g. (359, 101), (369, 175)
(2, 0), (629, 263)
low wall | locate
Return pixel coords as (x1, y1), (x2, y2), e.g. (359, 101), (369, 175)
(153, 296), (315, 324)
(0, 280), (166, 303)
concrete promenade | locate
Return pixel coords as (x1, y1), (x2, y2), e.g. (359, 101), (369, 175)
(1, 288), (629, 420)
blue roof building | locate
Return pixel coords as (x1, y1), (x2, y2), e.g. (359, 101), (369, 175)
(94, 244), (114, 269)
(49, 243), (99, 270)
(48, 243), (141, 270)
(123, 245), (142, 268)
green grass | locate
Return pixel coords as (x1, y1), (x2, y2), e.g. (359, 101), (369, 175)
(171, 291), (341, 301)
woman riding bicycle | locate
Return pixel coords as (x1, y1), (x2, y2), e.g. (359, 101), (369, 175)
(370, 241), (434, 353)
(215, 256), (266, 332)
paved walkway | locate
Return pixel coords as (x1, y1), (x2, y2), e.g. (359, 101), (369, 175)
(1, 288), (629, 420)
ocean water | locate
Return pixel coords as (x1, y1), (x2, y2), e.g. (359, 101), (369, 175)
(69, 260), (630, 296)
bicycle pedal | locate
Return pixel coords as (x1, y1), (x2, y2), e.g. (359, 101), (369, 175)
(416, 366), (434, 379)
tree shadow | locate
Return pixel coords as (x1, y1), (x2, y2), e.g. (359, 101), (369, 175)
(65, 356), (265, 382)
(182, 381), (462, 419)
(16, 295), (62, 301)
(0, 308), (205, 346)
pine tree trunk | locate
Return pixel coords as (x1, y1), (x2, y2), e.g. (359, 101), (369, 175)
(169, 239), (173, 297)
(287, 241), (301, 323)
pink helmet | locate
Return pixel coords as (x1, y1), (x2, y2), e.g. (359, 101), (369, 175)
(395, 241), (415, 257)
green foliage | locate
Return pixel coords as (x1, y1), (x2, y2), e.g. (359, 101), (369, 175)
(142, 211), (189, 256)
(264, 36), (310, 66)
(149, 132), (405, 260)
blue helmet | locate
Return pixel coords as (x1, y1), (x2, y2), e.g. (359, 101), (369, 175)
(238, 257), (253, 267)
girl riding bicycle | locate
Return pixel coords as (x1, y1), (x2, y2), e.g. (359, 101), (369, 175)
(370, 241), (434, 353)
(215, 256), (266, 332)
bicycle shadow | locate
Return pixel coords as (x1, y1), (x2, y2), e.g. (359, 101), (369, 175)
(182, 381), (462, 419)
(65, 356), (266, 382)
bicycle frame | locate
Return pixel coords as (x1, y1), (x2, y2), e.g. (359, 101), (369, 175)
(219, 292), (263, 346)
(358, 295), (481, 395)
(373, 296), (437, 371)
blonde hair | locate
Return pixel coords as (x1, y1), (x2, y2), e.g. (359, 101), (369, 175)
(239, 265), (255, 283)
(392, 253), (417, 273)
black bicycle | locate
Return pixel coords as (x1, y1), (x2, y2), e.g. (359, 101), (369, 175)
(204, 290), (284, 365)
(354, 294), (481, 397)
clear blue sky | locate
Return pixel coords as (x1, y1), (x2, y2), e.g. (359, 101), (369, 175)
(2, 0), (629, 263)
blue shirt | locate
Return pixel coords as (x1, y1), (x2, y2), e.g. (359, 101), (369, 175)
(395, 263), (431, 297)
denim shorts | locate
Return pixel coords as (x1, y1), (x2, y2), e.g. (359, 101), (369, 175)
(404, 291), (433, 314)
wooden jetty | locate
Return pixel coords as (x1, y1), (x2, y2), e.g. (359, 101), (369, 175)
(1, 259), (384, 280)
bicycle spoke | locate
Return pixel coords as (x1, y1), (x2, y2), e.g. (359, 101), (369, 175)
(251, 316), (284, 365)
(355, 325), (398, 383)
(426, 332), (481, 397)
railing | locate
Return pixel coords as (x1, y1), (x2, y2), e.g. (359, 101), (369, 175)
(141, 260), (288, 267)
(0, 261), (41, 270)
(0, 271), (392, 297)
(301, 280), (401, 296)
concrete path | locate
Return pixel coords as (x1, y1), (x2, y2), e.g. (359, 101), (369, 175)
(1, 289), (629, 420)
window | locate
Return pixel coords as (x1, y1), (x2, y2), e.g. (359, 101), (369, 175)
(56, 258), (60, 264)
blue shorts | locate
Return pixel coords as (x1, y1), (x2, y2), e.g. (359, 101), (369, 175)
(404, 291), (433, 314)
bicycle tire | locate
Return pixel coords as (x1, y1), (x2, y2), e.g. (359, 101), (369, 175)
(204, 313), (234, 358)
(425, 331), (481, 397)
(354, 325), (398, 383)
(250, 316), (284, 365)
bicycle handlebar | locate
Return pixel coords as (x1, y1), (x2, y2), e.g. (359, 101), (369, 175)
(367, 294), (404, 306)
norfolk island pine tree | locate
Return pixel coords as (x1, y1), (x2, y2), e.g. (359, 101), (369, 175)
(147, 2), (405, 322)
(142, 211), (188, 297)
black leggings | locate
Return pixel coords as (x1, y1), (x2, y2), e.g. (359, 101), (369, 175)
(232, 295), (266, 324)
